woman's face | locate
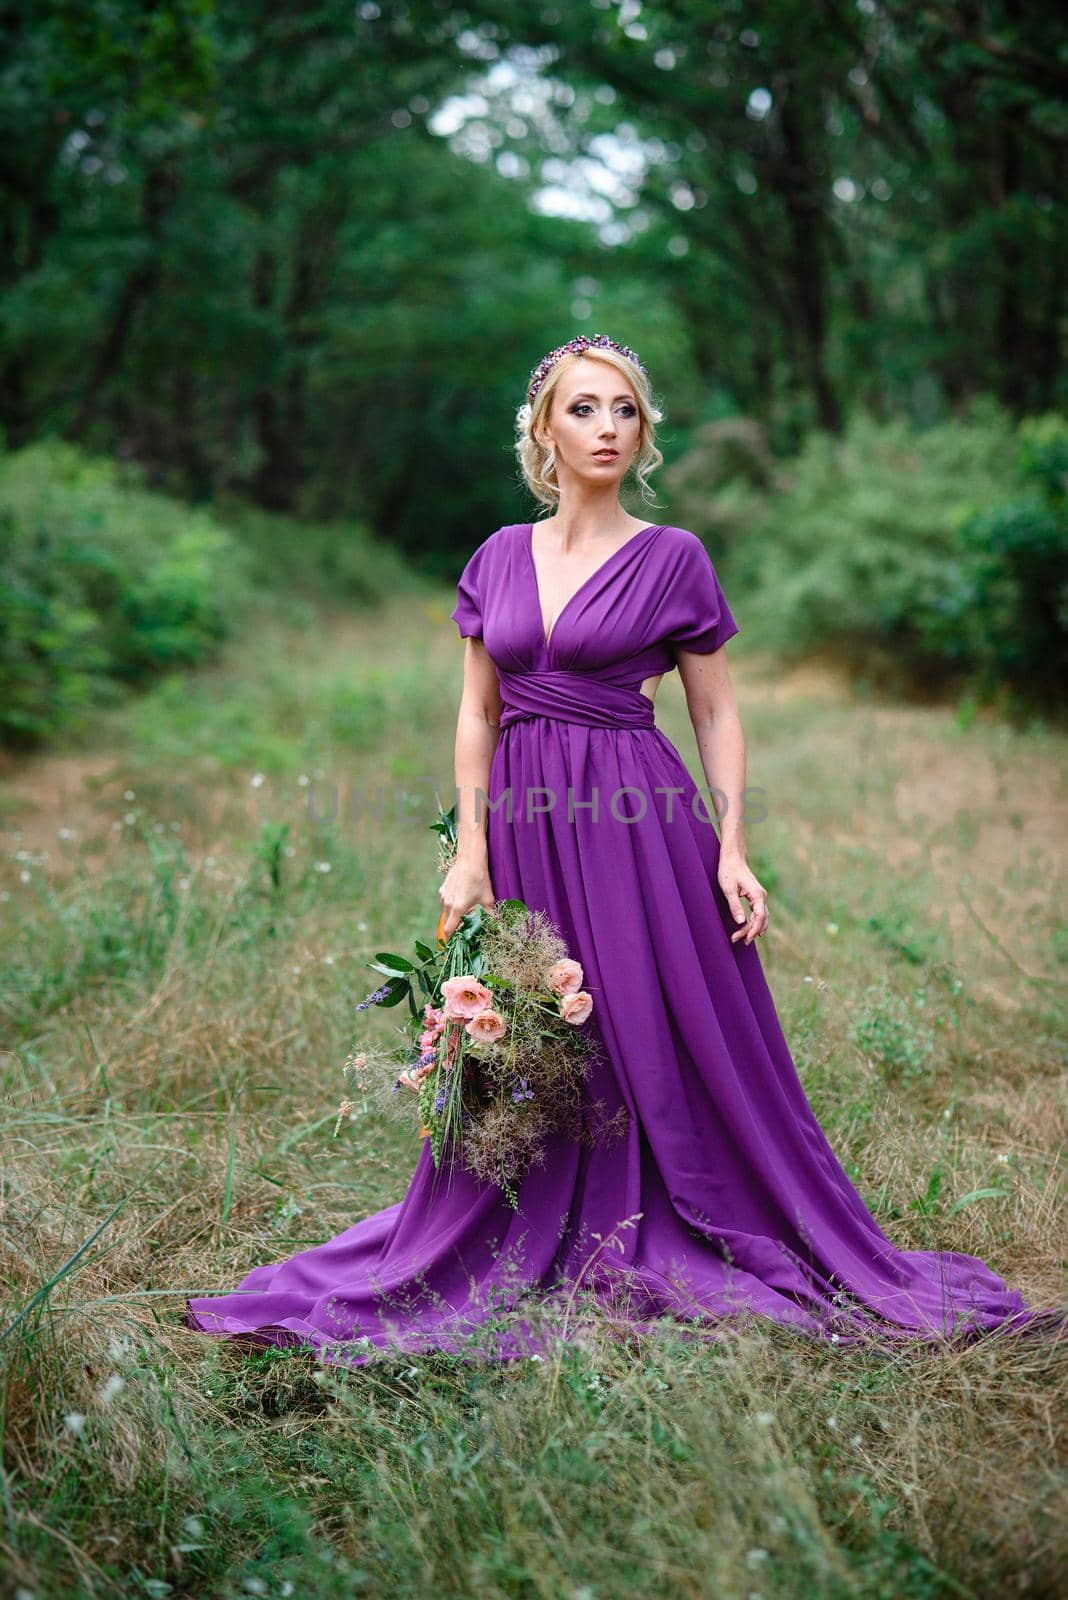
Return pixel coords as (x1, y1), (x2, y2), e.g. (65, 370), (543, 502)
(538, 358), (641, 486)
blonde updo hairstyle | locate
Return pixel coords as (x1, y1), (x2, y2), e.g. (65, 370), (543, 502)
(515, 344), (665, 512)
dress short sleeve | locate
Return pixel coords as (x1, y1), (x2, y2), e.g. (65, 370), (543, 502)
(666, 533), (740, 655)
(449, 541), (487, 639)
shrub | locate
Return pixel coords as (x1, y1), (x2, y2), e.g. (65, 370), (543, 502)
(0, 439), (251, 747)
(733, 400), (1068, 715)
(923, 413), (1068, 714)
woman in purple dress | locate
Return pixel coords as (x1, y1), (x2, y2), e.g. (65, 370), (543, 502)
(187, 334), (1041, 1365)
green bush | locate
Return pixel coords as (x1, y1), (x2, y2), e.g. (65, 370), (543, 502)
(735, 400), (1068, 715)
(0, 439), (252, 747)
(924, 414), (1068, 712)
(214, 498), (417, 608)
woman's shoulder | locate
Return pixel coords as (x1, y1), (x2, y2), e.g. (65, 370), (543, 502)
(459, 523), (525, 564)
(656, 523), (709, 551)
(654, 524), (722, 571)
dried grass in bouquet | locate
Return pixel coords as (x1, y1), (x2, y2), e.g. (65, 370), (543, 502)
(335, 806), (628, 1207)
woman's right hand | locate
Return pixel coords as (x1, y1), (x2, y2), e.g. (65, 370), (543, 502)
(438, 855), (497, 940)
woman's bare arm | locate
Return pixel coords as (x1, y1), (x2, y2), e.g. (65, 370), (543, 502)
(439, 637), (504, 937)
(676, 645), (769, 945)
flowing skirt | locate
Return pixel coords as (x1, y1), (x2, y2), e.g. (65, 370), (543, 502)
(186, 718), (1047, 1366)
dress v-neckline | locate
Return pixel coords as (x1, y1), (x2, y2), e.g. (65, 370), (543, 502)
(525, 521), (663, 652)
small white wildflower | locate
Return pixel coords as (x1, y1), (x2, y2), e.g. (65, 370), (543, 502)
(58, 826), (74, 840)
(357, 921), (368, 931)
(830, 1333), (841, 1345)
(314, 860), (332, 873)
(177, 876), (190, 891)
(107, 1335), (132, 1361)
(827, 1412), (838, 1427)
(323, 954), (335, 965)
(529, 1354), (543, 1362)
(15, 1588), (36, 1600)
(250, 773), (265, 789)
(63, 1411), (86, 1437)
(803, 975), (813, 983)
(19, 870), (30, 883)
(242, 1580), (267, 1596)
(298, 774), (310, 787)
(745, 1548), (769, 1567)
(943, 1106), (953, 1120)
(996, 1152), (1010, 1164)
(98, 1374), (126, 1403)
(754, 1411), (774, 1427)
(281, 1584), (295, 1598)
(292, 965), (301, 975)
(825, 921), (839, 935)
(123, 811), (136, 825)
(123, 789), (135, 800)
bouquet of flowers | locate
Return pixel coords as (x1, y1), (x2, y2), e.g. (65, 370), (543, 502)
(335, 807), (627, 1208)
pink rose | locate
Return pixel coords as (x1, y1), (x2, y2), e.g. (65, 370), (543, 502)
(560, 990), (593, 1025)
(422, 1003), (447, 1035)
(545, 958), (584, 996)
(442, 975), (495, 1018)
(464, 1007), (508, 1044)
(418, 1028), (439, 1054)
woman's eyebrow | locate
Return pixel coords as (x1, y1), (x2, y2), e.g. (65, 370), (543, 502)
(569, 391), (635, 402)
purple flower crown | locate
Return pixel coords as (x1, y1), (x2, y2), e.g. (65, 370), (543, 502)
(526, 333), (647, 407)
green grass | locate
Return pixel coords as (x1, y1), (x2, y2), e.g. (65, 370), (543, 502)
(1, 586), (1064, 1598)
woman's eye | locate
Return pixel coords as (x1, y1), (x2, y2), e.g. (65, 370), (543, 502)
(571, 403), (636, 416)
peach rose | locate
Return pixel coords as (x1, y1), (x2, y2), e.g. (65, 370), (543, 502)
(397, 1061), (435, 1094)
(442, 975), (494, 1018)
(560, 990), (593, 1025)
(464, 1007), (508, 1044)
(418, 1028), (440, 1054)
(545, 958), (584, 996)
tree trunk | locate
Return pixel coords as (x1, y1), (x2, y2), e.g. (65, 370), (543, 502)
(775, 84), (842, 433)
(67, 164), (174, 444)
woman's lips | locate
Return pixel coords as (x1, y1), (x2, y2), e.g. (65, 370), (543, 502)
(592, 450), (619, 459)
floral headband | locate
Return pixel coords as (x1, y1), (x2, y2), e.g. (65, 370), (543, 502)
(526, 333), (648, 407)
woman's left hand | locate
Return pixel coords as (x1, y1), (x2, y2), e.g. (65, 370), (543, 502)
(717, 853), (769, 944)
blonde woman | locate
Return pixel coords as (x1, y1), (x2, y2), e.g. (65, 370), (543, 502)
(188, 335), (1038, 1365)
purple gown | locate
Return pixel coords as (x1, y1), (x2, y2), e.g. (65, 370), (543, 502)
(186, 521), (1040, 1365)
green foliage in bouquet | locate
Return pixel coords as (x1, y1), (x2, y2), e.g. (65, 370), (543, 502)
(336, 808), (626, 1209)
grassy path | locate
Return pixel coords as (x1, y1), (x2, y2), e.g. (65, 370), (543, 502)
(1, 586), (1065, 1599)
